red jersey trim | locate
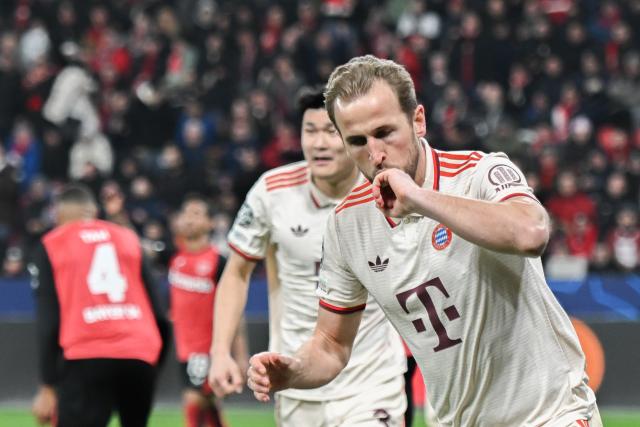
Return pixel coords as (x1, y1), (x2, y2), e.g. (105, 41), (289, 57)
(319, 300), (366, 314)
(431, 148), (440, 191)
(498, 192), (541, 204)
(265, 170), (308, 186)
(385, 216), (398, 228)
(335, 185), (373, 212)
(437, 151), (483, 161)
(228, 242), (263, 261)
(336, 188), (373, 206)
(266, 178), (309, 192)
(576, 420), (589, 427)
(440, 162), (478, 177)
(351, 180), (372, 193)
(264, 165), (308, 183)
(335, 196), (375, 214)
(439, 157), (479, 169)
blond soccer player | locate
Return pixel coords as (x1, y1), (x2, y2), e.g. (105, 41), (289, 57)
(247, 56), (602, 427)
(209, 86), (407, 426)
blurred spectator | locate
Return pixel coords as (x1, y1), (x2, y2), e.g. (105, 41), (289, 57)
(43, 65), (100, 141)
(551, 83), (581, 142)
(607, 206), (640, 271)
(21, 177), (53, 250)
(590, 241), (615, 273)
(449, 12), (491, 89)
(397, 0), (442, 40)
(261, 120), (302, 170)
(0, 0), (638, 275)
(40, 125), (69, 182)
(608, 51), (640, 128)
(562, 116), (595, 170)
(100, 180), (131, 228)
(0, 31), (21, 137)
(546, 171), (597, 228)
(565, 213), (599, 259)
(127, 175), (165, 232)
(155, 145), (206, 210)
(175, 100), (216, 168)
(6, 120), (41, 189)
(68, 133), (113, 180)
(2, 246), (25, 277)
(19, 19), (50, 70)
(598, 171), (633, 232)
(0, 145), (19, 259)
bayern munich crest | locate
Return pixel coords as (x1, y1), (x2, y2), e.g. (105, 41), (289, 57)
(432, 224), (452, 250)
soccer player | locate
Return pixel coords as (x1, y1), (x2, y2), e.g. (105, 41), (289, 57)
(247, 56), (602, 427)
(209, 87), (407, 426)
(169, 194), (247, 427)
(30, 184), (169, 427)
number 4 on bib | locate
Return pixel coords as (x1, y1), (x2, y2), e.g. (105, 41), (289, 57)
(87, 243), (128, 303)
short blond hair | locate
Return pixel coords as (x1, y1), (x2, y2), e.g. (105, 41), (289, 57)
(324, 55), (418, 127)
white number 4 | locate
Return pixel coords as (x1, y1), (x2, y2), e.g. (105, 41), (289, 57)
(87, 243), (128, 303)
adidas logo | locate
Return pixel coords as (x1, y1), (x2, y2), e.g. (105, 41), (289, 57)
(368, 256), (389, 272)
(291, 225), (309, 237)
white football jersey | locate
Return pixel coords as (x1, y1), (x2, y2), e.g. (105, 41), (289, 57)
(228, 161), (405, 401)
(317, 140), (597, 426)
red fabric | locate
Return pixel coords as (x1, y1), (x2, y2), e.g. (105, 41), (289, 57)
(185, 402), (203, 427)
(566, 222), (598, 258)
(597, 126), (630, 163)
(397, 44), (421, 92)
(546, 193), (597, 226)
(169, 246), (220, 362)
(42, 220), (162, 365)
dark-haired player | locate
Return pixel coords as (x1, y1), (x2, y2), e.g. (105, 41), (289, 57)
(169, 194), (248, 427)
(30, 184), (169, 427)
(209, 87), (406, 426)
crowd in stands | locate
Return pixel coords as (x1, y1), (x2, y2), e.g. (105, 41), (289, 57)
(0, 0), (639, 277)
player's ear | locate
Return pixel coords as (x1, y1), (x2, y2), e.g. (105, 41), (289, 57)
(413, 105), (426, 138)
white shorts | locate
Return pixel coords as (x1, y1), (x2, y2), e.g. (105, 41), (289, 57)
(275, 375), (406, 427)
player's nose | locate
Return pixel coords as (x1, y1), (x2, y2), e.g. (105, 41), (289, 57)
(367, 138), (386, 166)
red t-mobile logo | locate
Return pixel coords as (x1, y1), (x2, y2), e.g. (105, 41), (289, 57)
(396, 277), (462, 352)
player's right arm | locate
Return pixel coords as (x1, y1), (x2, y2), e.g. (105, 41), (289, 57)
(248, 210), (367, 402)
(247, 305), (363, 402)
(29, 242), (60, 425)
(209, 251), (257, 397)
(209, 175), (272, 396)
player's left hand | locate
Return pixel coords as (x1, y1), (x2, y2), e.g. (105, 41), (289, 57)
(247, 352), (300, 403)
(32, 385), (57, 425)
(372, 168), (421, 217)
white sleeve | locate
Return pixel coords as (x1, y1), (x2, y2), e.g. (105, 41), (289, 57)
(472, 153), (540, 203)
(316, 212), (368, 313)
(227, 176), (271, 261)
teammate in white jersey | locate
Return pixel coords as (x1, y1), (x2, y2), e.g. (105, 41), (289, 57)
(247, 56), (602, 427)
(208, 86), (407, 426)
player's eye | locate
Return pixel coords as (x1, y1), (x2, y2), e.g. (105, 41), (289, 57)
(346, 136), (367, 146)
(374, 128), (392, 139)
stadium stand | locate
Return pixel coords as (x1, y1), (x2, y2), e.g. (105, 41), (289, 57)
(0, 0), (638, 276)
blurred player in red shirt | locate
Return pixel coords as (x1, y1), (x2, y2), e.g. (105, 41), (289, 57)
(30, 184), (169, 427)
(169, 194), (248, 427)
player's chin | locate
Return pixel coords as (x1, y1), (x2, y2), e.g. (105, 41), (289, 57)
(309, 164), (337, 178)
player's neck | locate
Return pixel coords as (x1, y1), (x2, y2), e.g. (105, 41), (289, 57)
(414, 141), (427, 187)
(182, 234), (210, 253)
(312, 167), (360, 199)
